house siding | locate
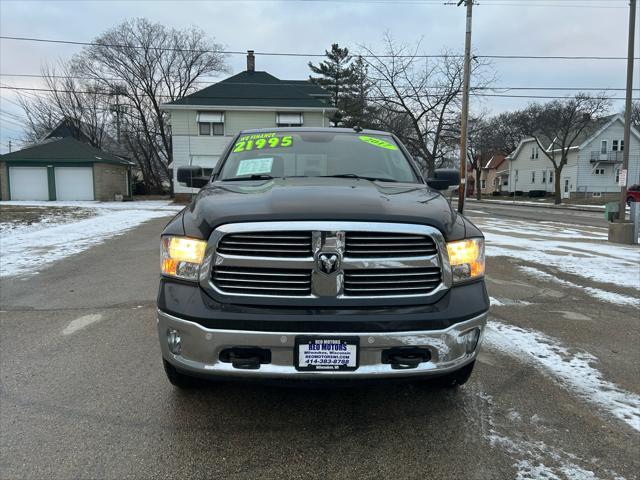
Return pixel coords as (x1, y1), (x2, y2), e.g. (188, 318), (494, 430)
(574, 119), (640, 199)
(170, 108), (329, 194)
(507, 140), (572, 194)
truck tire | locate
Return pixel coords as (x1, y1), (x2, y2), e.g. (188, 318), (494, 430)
(163, 358), (197, 388)
(433, 360), (476, 388)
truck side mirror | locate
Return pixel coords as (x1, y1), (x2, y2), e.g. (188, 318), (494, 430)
(426, 168), (460, 191)
(177, 166), (209, 189)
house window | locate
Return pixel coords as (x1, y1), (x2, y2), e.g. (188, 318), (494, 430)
(481, 179), (486, 189)
(276, 112), (303, 127)
(531, 171), (535, 183)
(616, 169), (621, 183)
(542, 171), (547, 183)
(197, 111), (225, 136)
(515, 170), (519, 180)
(600, 140), (607, 154)
(530, 146), (539, 159)
(592, 192), (602, 198)
(613, 140), (625, 151)
(549, 170), (554, 184)
(594, 168), (605, 175)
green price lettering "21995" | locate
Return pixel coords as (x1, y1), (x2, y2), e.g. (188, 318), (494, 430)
(233, 135), (293, 153)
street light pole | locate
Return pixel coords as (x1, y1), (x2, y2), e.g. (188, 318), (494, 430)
(618, 0), (636, 220)
(457, 0), (473, 214)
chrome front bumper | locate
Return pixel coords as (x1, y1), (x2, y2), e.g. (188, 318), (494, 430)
(157, 310), (487, 379)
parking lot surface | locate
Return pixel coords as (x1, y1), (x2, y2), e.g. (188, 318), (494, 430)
(1, 204), (638, 479)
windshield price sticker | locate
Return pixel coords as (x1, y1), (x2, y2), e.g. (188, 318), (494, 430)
(359, 135), (397, 150)
(296, 338), (359, 371)
(236, 158), (274, 176)
(233, 133), (293, 153)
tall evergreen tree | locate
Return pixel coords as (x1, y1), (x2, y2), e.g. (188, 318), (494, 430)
(308, 44), (357, 126)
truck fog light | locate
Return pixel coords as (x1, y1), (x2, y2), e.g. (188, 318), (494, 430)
(167, 329), (181, 355)
(462, 328), (480, 354)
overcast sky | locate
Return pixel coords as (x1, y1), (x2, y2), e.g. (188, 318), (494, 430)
(0, 0), (637, 153)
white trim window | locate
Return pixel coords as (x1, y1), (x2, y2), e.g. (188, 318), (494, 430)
(592, 192), (602, 198)
(197, 111), (225, 136)
(612, 140), (624, 151)
(594, 168), (605, 175)
(481, 179), (486, 189)
(600, 140), (608, 154)
(531, 171), (536, 183)
(542, 171), (547, 183)
(276, 112), (303, 127)
(530, 146), (539, 159)
(549, 170), (554, 184)
(615, 169), (621, 183)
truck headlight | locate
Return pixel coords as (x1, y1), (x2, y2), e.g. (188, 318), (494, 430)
(446, 238), (485, 283)
(161, 236), (207, 281)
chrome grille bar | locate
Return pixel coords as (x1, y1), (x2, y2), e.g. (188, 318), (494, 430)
(345, 232), (437, 258)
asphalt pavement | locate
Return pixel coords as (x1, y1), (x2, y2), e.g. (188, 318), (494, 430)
(1, 207), (638, 479)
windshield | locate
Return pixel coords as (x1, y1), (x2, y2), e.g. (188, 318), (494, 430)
(218, 131), (419, 183)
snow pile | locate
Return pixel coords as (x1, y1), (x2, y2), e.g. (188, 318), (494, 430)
(476, 218), (640, 290)
(0, 201), (184, 277)
(485, 321), (640, 432)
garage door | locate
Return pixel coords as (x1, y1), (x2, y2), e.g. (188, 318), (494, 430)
(9, 167), (49, 200)
(55, 167), (94, 201)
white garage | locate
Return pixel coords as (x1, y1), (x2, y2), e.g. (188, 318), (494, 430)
(54, 167), (94, 201)
(9, 167), (49, 201)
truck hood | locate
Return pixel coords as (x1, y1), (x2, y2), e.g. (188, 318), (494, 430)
(182, 177), (467, 240)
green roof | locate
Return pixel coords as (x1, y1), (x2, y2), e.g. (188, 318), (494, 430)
(0, 137), (133, 166)
(165, 71), (333, 109)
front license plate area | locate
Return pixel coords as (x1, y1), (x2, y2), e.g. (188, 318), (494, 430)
(295, 337), (359, 371)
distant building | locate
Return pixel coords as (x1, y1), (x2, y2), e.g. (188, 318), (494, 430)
(0, 137), (133, 201)
(480, 154), (507, 196)
(162, 51), (336, 199)
(504, 115), (639, 202)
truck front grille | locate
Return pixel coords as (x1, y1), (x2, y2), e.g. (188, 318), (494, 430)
(212, 266), (312, 296)
(207, 222), (448, 303)
(344, 267), (441, 297)
(345, 232), (437, 258)
(217, 231), (312, 258)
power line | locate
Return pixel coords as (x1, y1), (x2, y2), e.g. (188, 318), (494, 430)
(1, 84), (637, 101)
(0, 72), (636, 92)
(0, 35), (635, 60)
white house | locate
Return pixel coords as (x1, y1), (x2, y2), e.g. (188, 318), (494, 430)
(504, 115), (640, 202)
(162, 51), (336, 199)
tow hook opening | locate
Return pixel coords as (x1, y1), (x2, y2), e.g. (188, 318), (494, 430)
(219, 347), (272, 370)
(381, 347), (431, 370)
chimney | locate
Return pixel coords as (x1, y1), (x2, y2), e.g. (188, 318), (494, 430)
(247, 50), (255, 72)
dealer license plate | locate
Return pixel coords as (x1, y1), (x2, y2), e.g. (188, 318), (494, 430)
(295, 337), (359, 371)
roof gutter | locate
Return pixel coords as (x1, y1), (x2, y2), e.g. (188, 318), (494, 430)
(160, 104), (337, 112)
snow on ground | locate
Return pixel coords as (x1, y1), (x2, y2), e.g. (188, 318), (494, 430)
(519, 266), (639, 308)
(0, 201), (184, 277)
(476, 217), (640, 290)
(484, 320), (640, 432)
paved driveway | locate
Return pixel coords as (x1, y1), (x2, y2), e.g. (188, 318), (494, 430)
(1, 211), (638, 479)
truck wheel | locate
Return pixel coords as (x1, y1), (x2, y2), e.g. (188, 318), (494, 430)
(163, 359), (197, 388)
(433, 360), (476, 388)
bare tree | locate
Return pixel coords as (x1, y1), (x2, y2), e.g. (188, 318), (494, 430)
(18, 61), (113, 147)
(361, 34), (492, 176)
(629, 100), (640, 131)
(70, 18), (227, 193)
(517, 94), (611, 204)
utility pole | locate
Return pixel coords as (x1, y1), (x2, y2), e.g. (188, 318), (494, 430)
(618, 0), (636, 220)
(110, 86), (127, 144)
(457, 0), (473, 214)
(8, 140), (11, 153)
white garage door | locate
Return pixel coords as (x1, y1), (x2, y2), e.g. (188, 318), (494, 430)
(9, 167), (49, 200)
(55, 167), (94, 201)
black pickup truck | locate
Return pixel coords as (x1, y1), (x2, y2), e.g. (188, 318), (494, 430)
(158, 127), (488, 387)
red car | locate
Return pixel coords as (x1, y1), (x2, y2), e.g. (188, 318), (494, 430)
(627, 185), (640, 205)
